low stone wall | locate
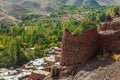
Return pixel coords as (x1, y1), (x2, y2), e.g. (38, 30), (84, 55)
(61, 28), (99, 66)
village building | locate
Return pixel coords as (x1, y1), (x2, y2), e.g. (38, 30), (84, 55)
(0, 47), (61, 80)
(30, 70), (50, 80)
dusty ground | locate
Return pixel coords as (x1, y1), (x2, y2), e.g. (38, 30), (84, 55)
(74, 57), (120, 80)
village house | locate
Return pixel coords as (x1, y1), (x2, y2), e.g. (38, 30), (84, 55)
(0, 47), (61, 80)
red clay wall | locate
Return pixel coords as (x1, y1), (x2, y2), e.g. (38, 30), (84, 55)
(30, 73), (46, 80)
(101, 17), (120, 31)
(101, 22), (120, 30)
(99, 30), (120, 53)
(61, 28), (99, 66)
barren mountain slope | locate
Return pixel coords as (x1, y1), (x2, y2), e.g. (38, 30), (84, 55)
(96, 0), (117, 6)
(20, 0), (59, 13)
(1, 0), (59, 14)
(0, 1), (30, 17)
(83, 0), (100, 7)
(3, 0), (120, 7)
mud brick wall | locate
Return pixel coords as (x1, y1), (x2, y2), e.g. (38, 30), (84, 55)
(101, 17), (120, 31)
(99, 30), (120, 53)
(30, 73), (46, 80)
(110, 22), (120, 30)
(101, 22), (120, 30)
(61, 28), (99, 66)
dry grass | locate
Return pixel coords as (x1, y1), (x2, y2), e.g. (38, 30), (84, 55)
(112, 54), (120, 61)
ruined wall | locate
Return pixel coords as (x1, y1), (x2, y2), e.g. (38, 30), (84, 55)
(99, 17), (120, 53)
(61, 28), (99, 66)
(60, 17), (120, 66)
(101, 22), (120, 30)
(30, 73), (46, 80)
(101, 17), (120, 31)
(99, 30), (120, 53)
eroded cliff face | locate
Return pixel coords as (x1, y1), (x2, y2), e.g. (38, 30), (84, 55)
(61, 28), (99, 66)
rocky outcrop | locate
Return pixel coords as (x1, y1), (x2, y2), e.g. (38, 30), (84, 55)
(61, 28), (99, 66)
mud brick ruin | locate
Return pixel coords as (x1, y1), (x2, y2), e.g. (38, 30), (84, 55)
(60, 12), (120, 66)
(61, 28), (99, 66)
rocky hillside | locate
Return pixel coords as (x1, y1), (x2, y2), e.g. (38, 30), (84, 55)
(44, 57), (120, 80)
(1, 0), (120, 17)
(0, 0), (59, 26)
(74, 58), (120, 80)
(0, 0), (59, 15)
(97, 0), (117, 6)
(83, 0), (100, 7)
(20, 1), (58, 13)
(2, 0), (22, 3)
(0, 0), (119, 26)
(57, 0), (119, 6)
(3, 0), (120, 8)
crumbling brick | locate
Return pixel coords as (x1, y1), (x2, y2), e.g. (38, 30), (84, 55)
(61, 28), (99, 66)
(61, 16), (120, 66)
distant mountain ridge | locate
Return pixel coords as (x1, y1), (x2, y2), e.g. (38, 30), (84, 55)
(0, 0), (119, 26)
(0, 0), (119, 17)
(3, 0), (120, 6)
(57, 0), (119, 6)
(83, 0), (100, 7)
(97, 0), (117, 6)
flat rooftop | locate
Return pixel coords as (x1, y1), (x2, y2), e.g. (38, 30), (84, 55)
(32, 70), (50, 76)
